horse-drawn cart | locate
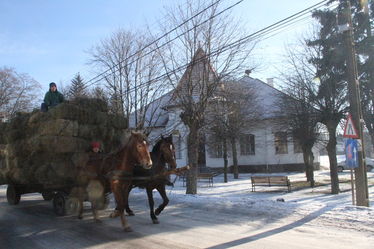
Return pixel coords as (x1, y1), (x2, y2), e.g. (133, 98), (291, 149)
(5, 181), (111, 216)
(0, 98), (127, 216)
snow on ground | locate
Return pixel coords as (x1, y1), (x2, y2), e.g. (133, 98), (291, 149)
(1, 155), (373, 248)
(126, 155), (374, 237)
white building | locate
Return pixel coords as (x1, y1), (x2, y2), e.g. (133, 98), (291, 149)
(131, 49), (320, 173)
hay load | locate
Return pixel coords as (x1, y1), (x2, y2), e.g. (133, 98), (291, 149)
(0, 98), (128, 187)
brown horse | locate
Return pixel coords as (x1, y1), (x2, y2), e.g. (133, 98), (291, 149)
(110, 131), (153, 231)
(110, 134), (177, 224)
(73, 131), (152, 227)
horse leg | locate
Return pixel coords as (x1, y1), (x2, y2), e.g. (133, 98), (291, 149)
(155, 185), (169, 216)
(146, 187), (158, 224)
(125, 185), (135, 216)
(109, 185), (134, 218)
(111, 180), (132, 232)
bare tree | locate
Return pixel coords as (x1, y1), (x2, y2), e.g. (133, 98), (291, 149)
(88, 29), (166, 128)
(279, 47), (324, 187)
(206, 80), (260, 181)
(280, 20), (348, 194)
(0, 67), (41, 118)
(157, 0), (256, 194)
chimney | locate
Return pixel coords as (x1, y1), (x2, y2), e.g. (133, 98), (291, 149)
(245, 69), (251, 76)
(266, 78), (274, 87)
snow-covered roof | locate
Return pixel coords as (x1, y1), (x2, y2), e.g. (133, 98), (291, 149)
(237, 75), (286, 119)
(129, 91), (173, 128)
(130, 75), (288, 129)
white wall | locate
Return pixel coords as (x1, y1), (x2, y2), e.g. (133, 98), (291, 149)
(204, 120), (320, 168)
(150, 110), (320, 170)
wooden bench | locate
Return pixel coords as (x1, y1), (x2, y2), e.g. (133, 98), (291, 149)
(251, 176), (291, 192)
(180, 172), (215, 187)
(197, 173), (214, 187)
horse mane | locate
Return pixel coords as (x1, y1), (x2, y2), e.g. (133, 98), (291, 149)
(113, 131), (146, 160)
(152, 140), (162, 154)
(152, 135), (173, 154)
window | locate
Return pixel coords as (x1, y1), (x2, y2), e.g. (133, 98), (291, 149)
(240, 134), (255, 155)
(174, 134), (183, 159)
(274, 132), (288, 154)
(209, 143), (223, 158)
(293, 136), (303, 153)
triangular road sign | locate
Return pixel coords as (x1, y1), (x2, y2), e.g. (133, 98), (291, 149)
(343, 113), (359, 139)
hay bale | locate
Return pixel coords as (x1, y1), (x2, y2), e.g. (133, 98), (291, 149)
(70, 97), (109, 113)
(0, 154), (5, 185)
(0, 123), (8, 144)
(28, 136), (88, 153)
(37, 119), (79, 137)
(71, 152), (89, 168)
(0, 97), (129, 188)
(107, 114), (128, 129)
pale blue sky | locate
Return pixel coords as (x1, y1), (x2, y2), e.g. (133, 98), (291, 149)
(0, 0), (326, 95)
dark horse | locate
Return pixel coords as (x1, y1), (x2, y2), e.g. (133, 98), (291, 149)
(109, 131), (153, 231)
(110, 134), (177, 224)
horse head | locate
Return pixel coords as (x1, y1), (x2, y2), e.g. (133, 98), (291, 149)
(158, 134), (177, 170)
(130, 131), (152, 169)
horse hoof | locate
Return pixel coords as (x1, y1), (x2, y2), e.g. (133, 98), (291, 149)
(124, 226), (133, 232)
(109, 210), (120, 218)
(152, 219), (159, 224)
(94, 219), (102, 223)
(155, 209), (161, 216)
(127, 211), (135, 216)
(78, 215), (83, 219)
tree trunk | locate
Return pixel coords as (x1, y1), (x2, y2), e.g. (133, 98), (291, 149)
(303, 146), (315, 187)
(186, 127), (199, 194)
(231, 137), (239, 179)
(223, 138), (228, 183)
(371, 133), (374, 157)
(326, 124), (340, 194)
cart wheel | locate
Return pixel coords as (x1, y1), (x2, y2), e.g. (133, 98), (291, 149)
(42, 191), (54, 201)
(7, 185), (21, 205)
(53, 192), (67, 216)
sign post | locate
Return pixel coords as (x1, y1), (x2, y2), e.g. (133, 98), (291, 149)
(343, 114), (359, 139)
(345, 138), (358, 205)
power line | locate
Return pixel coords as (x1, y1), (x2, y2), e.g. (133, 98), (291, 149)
(83, 0), (240, 88)
(256, 2), (338, 42)
(104, 0), (333, 97)
(57, 1), (197, 86)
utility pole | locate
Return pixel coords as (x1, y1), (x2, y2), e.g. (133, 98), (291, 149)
(339, 0), (369, 206)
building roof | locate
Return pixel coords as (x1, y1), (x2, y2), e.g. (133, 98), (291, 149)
(129, 90), (173, 128)
(130, 47), (289, 129)
(237, 75), (286, 119)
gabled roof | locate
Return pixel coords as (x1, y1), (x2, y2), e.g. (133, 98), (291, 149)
(236, 76), (286, 119)
(129, 91), (173, 128)
(176, 47), (217, 88)
(168, 47), (217, 107)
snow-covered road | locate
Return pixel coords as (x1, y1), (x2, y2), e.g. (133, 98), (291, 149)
(1, 168), (373, 248)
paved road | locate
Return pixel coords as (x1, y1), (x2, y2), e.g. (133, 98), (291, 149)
(0, 187), (193, 249)
(1, 185), (373, 249)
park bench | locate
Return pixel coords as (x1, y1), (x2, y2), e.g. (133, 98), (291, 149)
(180, 172), (216, 187)
(251, 175), (291, 192)
(197, 173), (214, 187)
